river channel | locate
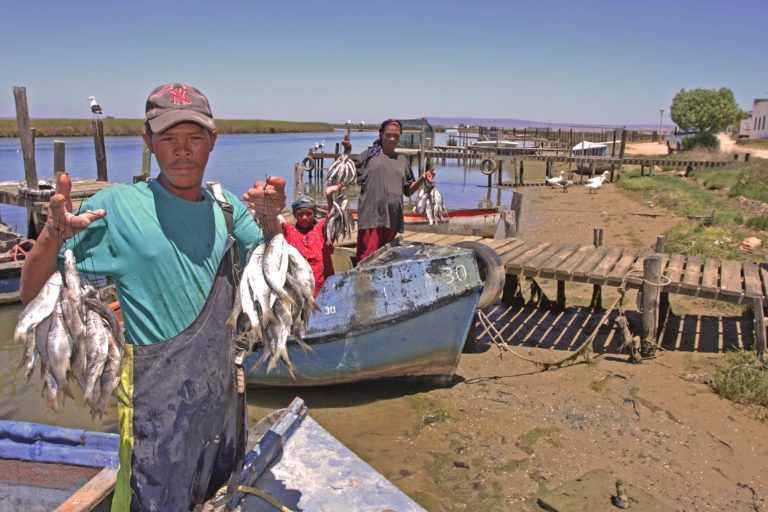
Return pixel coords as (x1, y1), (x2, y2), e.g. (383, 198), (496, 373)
(0, 130), (521, 508)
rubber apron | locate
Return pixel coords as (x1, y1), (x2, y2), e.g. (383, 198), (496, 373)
(112, 204), (245, 512)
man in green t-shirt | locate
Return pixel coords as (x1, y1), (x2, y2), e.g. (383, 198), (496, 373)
(20, 83), (284, 510)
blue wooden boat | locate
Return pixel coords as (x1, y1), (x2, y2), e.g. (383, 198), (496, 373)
(1, 398), (424, 511)
(245, 239), (484, 387)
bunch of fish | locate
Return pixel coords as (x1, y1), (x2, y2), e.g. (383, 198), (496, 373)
(325, 153), (357, 242)
(326, 153), (356, 185)
(325, 194), (355, 244)
(415, 180), (448, 225)
(229, 233), (319, 377)
(15, 250), (127, 417)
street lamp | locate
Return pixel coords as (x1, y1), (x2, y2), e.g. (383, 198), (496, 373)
(659, 109), (664, 143)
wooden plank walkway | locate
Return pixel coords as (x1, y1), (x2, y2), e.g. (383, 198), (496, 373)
(0, 178), (113, 212)
(401, 233), (768, 305)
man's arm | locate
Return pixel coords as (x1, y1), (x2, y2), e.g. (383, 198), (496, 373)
(20, 173), (105, 303)
(406, 169), (435, 196)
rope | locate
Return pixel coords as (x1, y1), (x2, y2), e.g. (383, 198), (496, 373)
(5, 239), (34, 261)
(212, 484), (294, 512)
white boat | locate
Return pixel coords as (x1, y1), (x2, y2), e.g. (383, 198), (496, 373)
(571, 141), (616, 173)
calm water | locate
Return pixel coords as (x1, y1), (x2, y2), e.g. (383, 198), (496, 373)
(0, 131), (519, 465)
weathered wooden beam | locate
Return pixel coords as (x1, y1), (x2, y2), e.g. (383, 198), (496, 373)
(754, 298), (766, 360)
(92, 118), (108, 181)
(53, 140), (65, 175)
(13, 86), (38, 187)
(641, 255), (662, 356)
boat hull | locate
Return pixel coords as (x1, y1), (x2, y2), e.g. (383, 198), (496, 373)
(245, 241), (483, 387)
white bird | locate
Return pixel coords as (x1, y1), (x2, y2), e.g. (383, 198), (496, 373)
(545, 171), (565, 188)
(557, 177), (574, 193)
(585, 180), (603, 194)
(586, 170), (610, 185)
(88, 96), (102, 115)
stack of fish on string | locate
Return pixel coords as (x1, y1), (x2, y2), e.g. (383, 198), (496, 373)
(230, 230), (319, 378)
(324, 153), (357, 244)
(15, 250), (128, 418)
(415, 179), (448, 225)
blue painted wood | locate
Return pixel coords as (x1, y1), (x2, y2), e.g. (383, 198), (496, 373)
(0, 421), (119, 468)
(246, 241), (483, 386)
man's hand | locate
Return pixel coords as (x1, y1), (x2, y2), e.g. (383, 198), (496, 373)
(424, 168), (436, 184)
(243, 176), (287, 217)
(48, 172), (106, 240)
(342, 135), (352, 154)
(325, 183), (345, 199)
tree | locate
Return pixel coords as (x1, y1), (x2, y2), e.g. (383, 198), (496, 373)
(669, 87), (747, 133)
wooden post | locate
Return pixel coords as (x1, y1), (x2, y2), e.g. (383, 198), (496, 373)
(510, 190), (523, 235)
(54, 140), (66, 175)
(616, 128), (627, 179)
(512, 157), (518, 185)
(589, 159), (596, 179)
(655, 235), (670, 339)
(754, 298), (766, 360)
(141, 143), (152, 178)
(92, 118), (108, 181)
(591, 228), (603, 309)
(556, 280), (566, 311)
(419, 118), (426, 174)
(519, 160), (524, 186)
(641, 255), (662, 356)
(293, 162), (304, 201)
(13, 86), (38, 188)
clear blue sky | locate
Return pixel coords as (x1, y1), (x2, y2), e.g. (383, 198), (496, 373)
(1, 0), (765, 126)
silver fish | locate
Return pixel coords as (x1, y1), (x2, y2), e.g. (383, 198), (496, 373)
(268, 299), (294, 377)
(14, 273), (62, 345)
(47, 303), (74, 399)
(61, 289), (87, 388)
(91, 326), (122, 419)
(262, 234), (296, 311)
(82, 309), (110, 405)
(63, 249), (84, 319)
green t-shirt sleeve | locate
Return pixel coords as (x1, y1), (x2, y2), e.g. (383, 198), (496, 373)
(224, 190), (264, 266)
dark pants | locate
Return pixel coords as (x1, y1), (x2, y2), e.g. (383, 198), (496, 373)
(356, 227), (398, 262)
(112, 239), (244, 511)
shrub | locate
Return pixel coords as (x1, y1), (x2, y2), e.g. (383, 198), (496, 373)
(745, 215), (768, 230)
(682, 132), (720, 151)
(711, 349), (768, 408)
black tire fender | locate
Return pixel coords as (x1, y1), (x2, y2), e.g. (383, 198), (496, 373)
(479, 159), (496, 176)
(301, 157), (315, 171)
(454, 240), (504, 309)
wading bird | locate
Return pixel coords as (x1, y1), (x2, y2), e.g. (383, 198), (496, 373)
(88, 96), (102, 115)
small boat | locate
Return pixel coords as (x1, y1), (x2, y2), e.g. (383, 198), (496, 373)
(0, 221), (30, 305)
(403, 207), (514, 238)
(0, 398), (425, 511)
(0, 421), (119, 511)
(350, 207), (515, 238)
(246, 240), (484, 387)
(470, 138), (540, 156)
(571, 141), (616, 174)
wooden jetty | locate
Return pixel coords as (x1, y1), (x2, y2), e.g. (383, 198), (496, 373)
(398, 231), (768, 357)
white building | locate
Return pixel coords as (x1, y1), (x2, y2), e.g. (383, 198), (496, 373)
(749, 98), (768, 140)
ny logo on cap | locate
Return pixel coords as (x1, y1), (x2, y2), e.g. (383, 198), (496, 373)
(153, 83), (194, 106)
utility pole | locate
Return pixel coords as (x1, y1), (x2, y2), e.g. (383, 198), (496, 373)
(658, 108), (664, 143)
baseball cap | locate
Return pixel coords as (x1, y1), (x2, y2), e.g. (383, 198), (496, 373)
(145, 83), (216, 133)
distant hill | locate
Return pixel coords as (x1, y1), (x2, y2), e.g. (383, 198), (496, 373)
(426, 116), (671, 132)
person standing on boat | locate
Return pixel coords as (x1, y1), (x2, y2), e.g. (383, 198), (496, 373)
(342, 119), (434, 261)
(282, 187), (341, 297)
(20, 83), (285, 511)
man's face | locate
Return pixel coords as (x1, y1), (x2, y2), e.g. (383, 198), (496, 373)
(380, 124), (401, 153)
(144, 122), (217, 199)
